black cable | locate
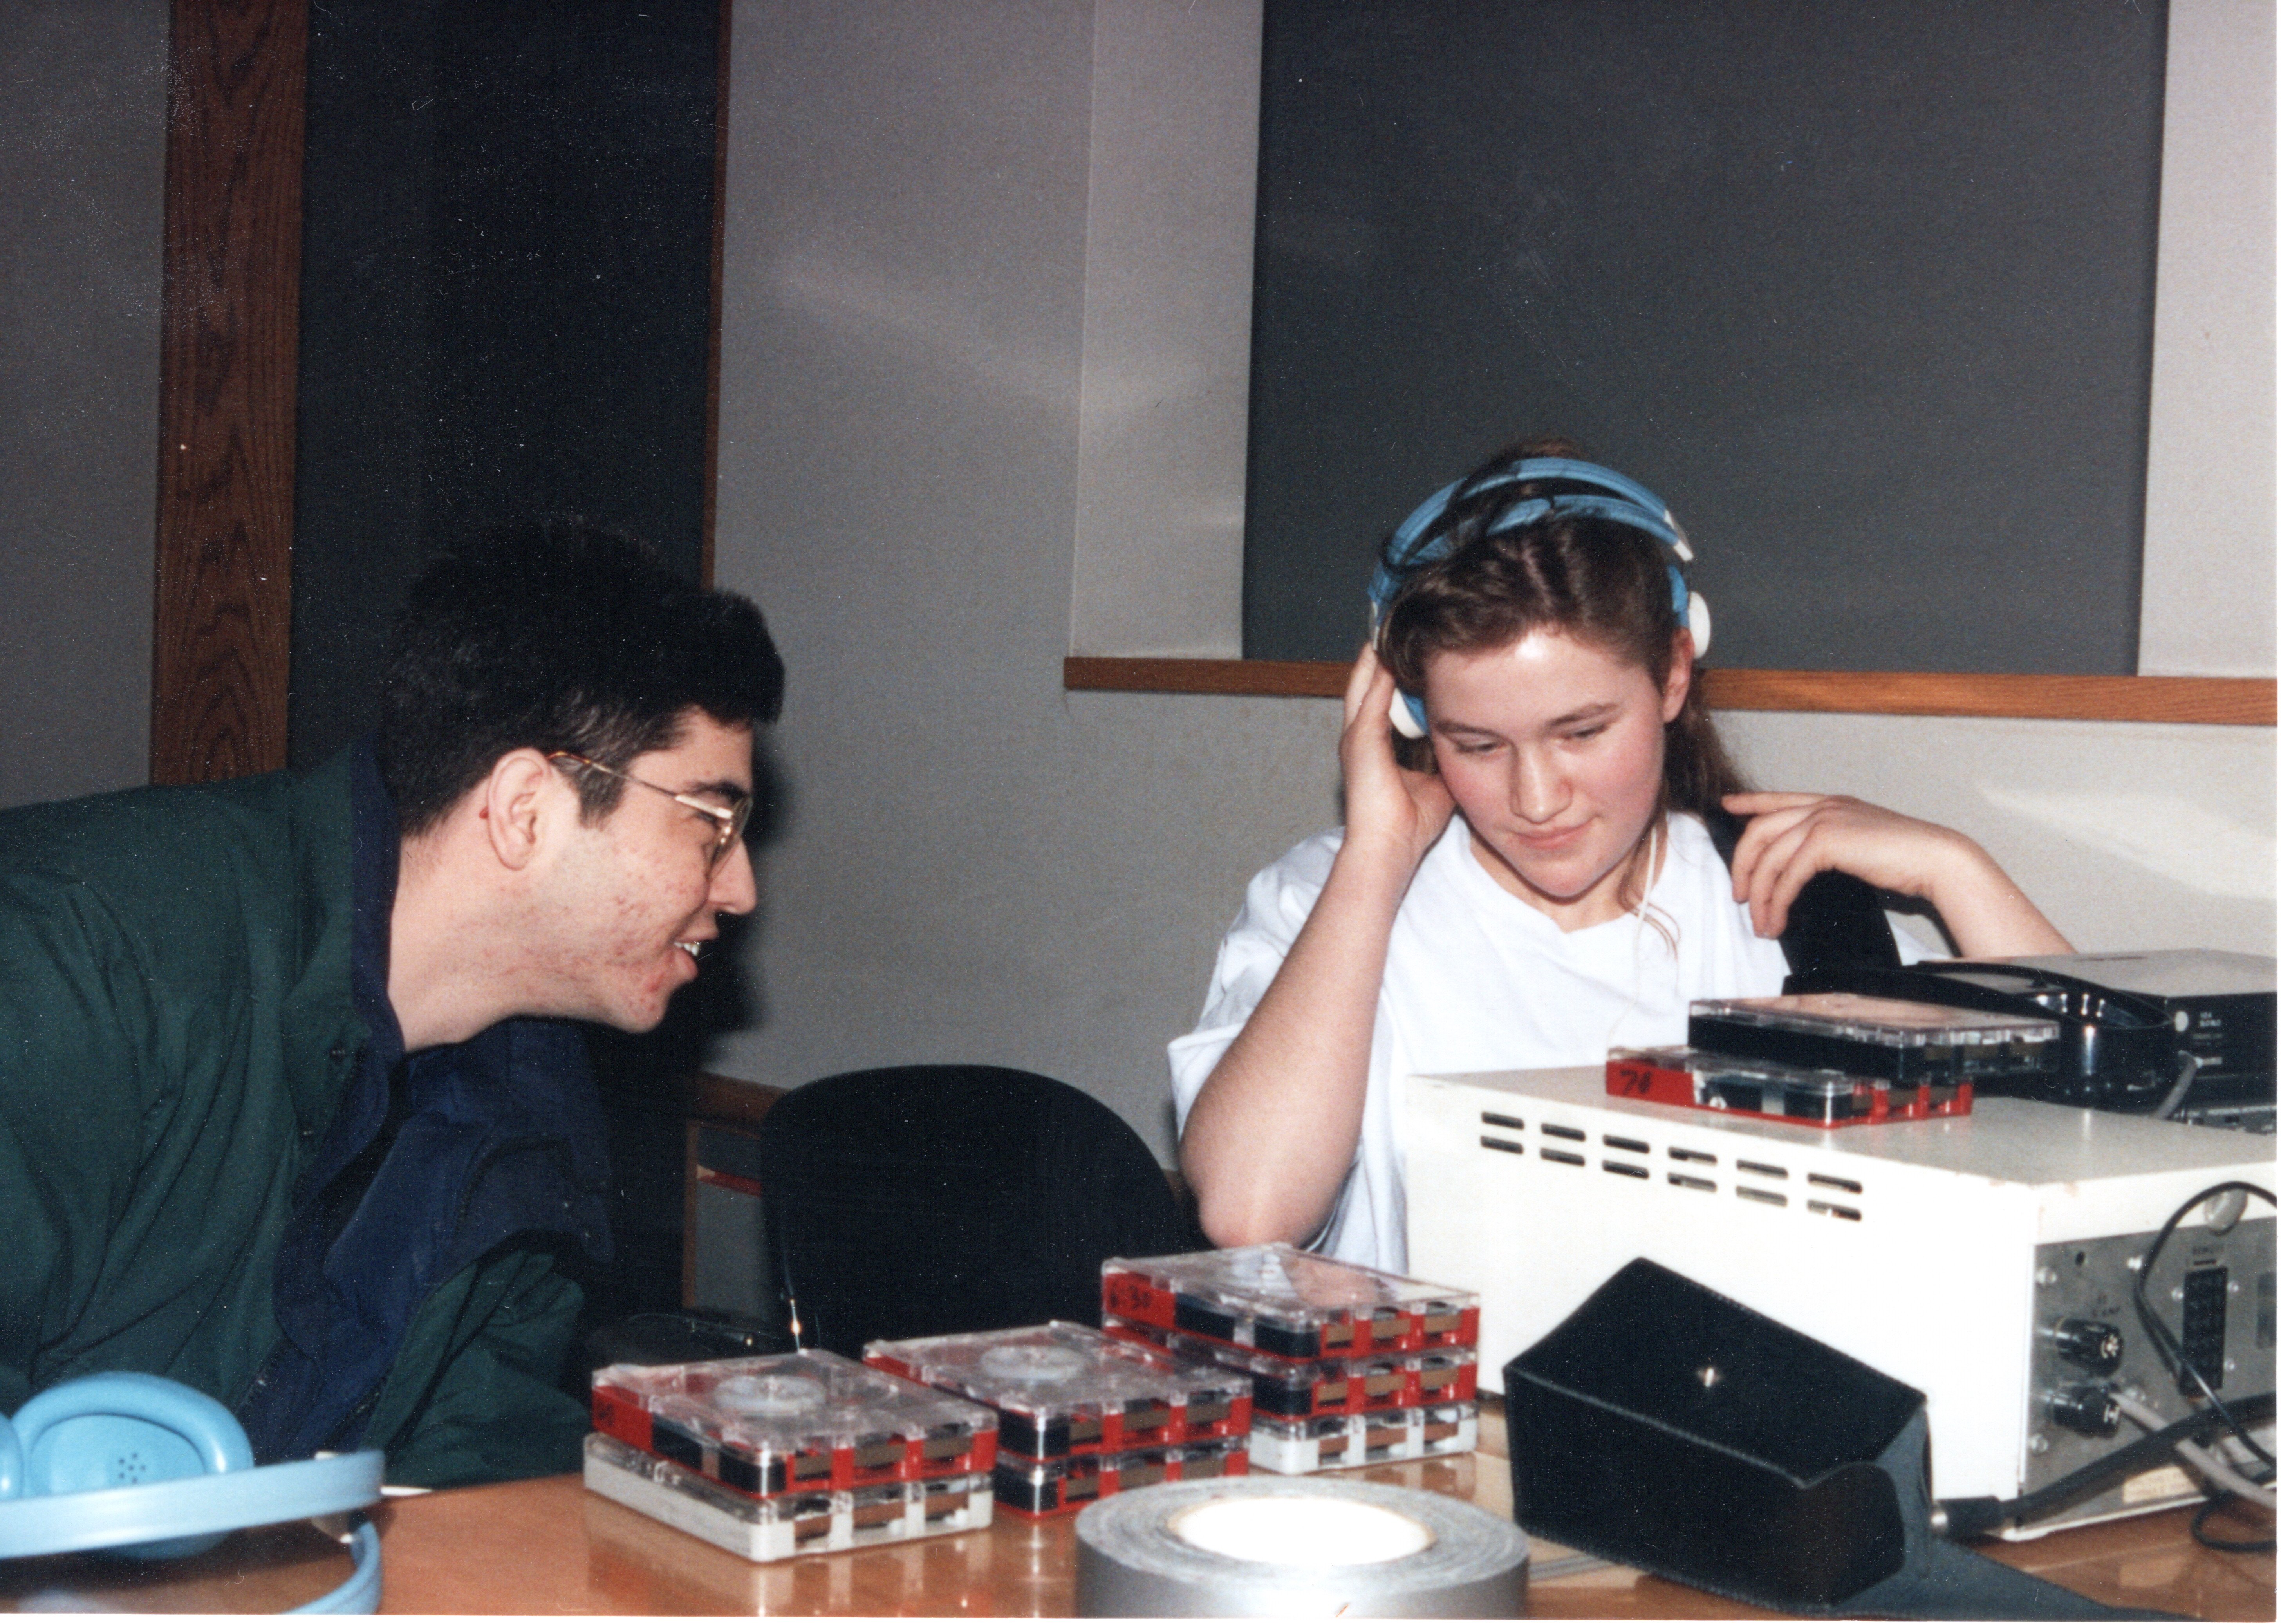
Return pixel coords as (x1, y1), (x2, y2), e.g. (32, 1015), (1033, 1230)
(1939, 1391), (2276, 1539)
(2189, 1491), (2275, 1555)
(2128, 1180), (2276, 1469)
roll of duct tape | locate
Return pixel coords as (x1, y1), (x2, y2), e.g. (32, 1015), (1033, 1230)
(1073, 1478), (1528, 1617)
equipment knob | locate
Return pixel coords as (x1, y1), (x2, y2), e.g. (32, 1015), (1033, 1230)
(2046, 1318), (2124, 1374)
(2046, 1386), (2121, 1437)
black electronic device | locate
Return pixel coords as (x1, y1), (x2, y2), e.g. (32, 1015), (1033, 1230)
(1785, 951), (2277, 1129)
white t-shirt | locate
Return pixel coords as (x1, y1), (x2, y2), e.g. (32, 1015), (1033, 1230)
(1168, 812), (1791, 1273)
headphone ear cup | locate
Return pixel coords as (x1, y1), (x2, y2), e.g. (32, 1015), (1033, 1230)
(9, 1373), (254, 1560)
(1389, 686), (1429, 740)
(1687, 591), (1712, 659)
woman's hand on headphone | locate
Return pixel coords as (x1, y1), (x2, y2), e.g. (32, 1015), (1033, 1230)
(1340, 647), (1456, 875)
(1722, 790), (2072, 957)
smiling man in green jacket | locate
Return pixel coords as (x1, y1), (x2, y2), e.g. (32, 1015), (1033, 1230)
(0, 523), (782, 1487)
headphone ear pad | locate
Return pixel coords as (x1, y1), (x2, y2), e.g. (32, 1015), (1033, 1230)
(1389, 685), (1429, 740)
(9, 1373), (254, 1560)
(1687, 591), (1712, 659)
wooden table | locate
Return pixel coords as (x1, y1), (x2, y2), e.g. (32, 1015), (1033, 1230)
(5, 1423), (2271, 1615)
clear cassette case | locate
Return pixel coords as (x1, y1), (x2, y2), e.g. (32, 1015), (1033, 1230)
(1606, 1046), (1973, 1125)
(1688, 992), (2057, 1086)
(1248, 1403), (1479, 1475)
(1103, 1321), (1477, 1420)
(990, 1435), (1250, 1517)
(863, 1320), (1250, 1460)
(1100, 1244), (1479, 1363)
(583, 1431), (993, 1562)
(589, 1347), (997, 1500)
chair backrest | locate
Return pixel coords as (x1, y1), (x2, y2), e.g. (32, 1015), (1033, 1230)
(753, 1066), (1205, 1357)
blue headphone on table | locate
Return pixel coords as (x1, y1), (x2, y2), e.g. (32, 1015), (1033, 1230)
(1366, 457), (1712, 738)
(0, 1372), (384, 1613)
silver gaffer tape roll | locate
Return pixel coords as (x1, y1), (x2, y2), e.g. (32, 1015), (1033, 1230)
(1073, 1478), (1528, 1618)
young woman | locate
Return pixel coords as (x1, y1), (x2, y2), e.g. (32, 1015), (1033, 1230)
(1170, 439), (2070, 1272)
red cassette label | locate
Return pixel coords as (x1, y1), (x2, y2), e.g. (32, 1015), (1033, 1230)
(1102, 1269), (1173, 1327)
(590, 1384), (653, 1452)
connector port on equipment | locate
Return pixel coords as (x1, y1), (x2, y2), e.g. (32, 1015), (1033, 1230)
(2044, 1317), (2124, 1375)
(2047, 1386), (2121, 1437)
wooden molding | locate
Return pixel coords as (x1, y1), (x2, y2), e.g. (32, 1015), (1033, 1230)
(151, 0), (307, 785)
(1064, 657), (2276, 726)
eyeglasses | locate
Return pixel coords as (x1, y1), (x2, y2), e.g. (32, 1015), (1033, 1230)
(548, 752), (754, 870)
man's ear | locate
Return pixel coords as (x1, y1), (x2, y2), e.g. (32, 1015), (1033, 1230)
(1662, 629), (1695, 724)
(477, 750), (560, 871)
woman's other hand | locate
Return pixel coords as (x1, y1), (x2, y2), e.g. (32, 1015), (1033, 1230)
(1722, 791), (2072, 957)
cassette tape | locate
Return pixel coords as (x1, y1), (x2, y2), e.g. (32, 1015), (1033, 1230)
(863, 1321), (1251, 1460)
(1101, 1244), (1479, 1363)
(589, 1348), (997, 1500)
(1689, 993), (2057, 1089)
(584, 1431), (992, 1563)
(1248, 1402), (1479, 1476)
(1103, 1321), (1478, 1421)
(1606, 1047), (1973, 1126)
(993, 1436), (1251, 1518)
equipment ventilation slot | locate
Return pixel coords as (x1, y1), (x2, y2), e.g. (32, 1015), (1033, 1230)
(1668, 1173), (1715, 1194)
(1603, 1134), (1650, 1154)
(1541, 1147), (1585, 1167)
(1602, 1159), (1649, 1180)
(1807, 1199), (1862, 1221)
(1669, 1147), (1715, 1166)
(1480, 1111), (1526, 1131)
(1736, 1160), (1788, 1180)
(1479, 1135), (1524, 1155)
(1541, 1124), (1586, 1143)
(1737, 1186), (1788, 1208)
(1807, 1173), (1863, 1194)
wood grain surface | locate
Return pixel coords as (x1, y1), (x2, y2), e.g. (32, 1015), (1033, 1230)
(151, 0), (306, 785)
(1065, 656), (2277, 725)
(3, 1439), (2266, 1616)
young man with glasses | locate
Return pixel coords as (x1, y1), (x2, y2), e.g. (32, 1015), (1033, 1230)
(0, 522), (782, 1487)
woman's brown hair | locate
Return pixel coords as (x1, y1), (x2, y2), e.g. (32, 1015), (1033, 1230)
(1375, 435), (1747, 820)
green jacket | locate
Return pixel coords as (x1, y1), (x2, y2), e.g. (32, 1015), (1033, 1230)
(0, 753), (596, 1487)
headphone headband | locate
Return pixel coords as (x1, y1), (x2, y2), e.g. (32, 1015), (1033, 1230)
(0, 1373), (385, 1612)
(1368, 454), (1712, 739)
(0, 1451), (384, 1561)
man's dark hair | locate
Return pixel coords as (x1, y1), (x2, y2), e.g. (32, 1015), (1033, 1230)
(376, 519), (784, 835)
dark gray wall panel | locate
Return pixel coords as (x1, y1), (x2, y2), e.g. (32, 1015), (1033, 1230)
(291, 0), (719, 770)
(1244, 0), (2165, 674)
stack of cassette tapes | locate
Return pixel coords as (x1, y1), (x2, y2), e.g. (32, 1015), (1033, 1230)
(864, 1321), (1253, 1517)
(585, 1348), (998, 1561)
(1101, 1244), (1481, 1475)
(1600, 991), (2053, 1128)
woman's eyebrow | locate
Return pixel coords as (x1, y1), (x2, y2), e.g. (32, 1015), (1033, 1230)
(1545, 700), (1622, 728)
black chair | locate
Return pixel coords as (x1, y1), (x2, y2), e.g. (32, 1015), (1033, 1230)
(752, 1065), (1206, 1358)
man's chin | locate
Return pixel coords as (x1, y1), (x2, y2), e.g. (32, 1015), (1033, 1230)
(585, 986), (677, 1035)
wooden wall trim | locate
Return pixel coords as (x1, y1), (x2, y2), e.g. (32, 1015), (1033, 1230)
(1063, 656), (2277, 726)
(151, 0), (307, 786)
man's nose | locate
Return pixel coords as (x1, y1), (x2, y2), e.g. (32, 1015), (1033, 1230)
(712, 839), (759, 915)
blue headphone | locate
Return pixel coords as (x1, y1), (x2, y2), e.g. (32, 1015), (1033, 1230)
(0, 1372), (384, 1613)
(1366, 457), (1711, 738)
